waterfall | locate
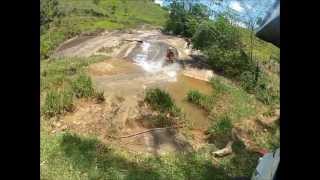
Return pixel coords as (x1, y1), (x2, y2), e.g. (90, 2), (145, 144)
(132, 41), (180, 82)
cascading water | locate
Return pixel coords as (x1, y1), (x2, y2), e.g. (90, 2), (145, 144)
(132, 41), (180, 82)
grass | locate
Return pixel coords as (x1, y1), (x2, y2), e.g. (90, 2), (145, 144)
(42, 89), (74, 118)
(238, 27), (280, 64)
(41, 0), (168, 59)
(144, 88), (182, 127)
(41, 56), (106, 118)
(41, 131), (243, 180)
(71, 74), (94, 98)
(186, 90), (214, 112)
(145, 88), (176, 113)
(207, 116), (233, 148)
(209, 77), (264, 122)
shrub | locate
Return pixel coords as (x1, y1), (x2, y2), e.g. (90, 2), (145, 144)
(72, 74), (94, 98)
(145, 88), (175, 113)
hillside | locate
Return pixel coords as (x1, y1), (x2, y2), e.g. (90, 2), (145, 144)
(41, 0), (168, 59)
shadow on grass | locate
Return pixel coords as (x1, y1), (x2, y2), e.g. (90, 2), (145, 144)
(60, 133), (162, 179)
(59, 133), (232, 180)
(227, 140), (260, 178)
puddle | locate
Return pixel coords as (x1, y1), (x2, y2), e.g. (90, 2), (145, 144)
(163, 74), (213, 129)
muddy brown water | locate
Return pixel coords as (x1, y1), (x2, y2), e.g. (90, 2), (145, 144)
(163, 74), (212, 129)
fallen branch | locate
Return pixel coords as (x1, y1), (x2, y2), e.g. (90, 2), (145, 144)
(212, 141), (233, 157)
(106, 125), (183, 139)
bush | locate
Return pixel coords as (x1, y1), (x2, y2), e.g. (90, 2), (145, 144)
(72, 74), (94, 98)
(145, 88), (175, 113)
(192, 16), (241, 51)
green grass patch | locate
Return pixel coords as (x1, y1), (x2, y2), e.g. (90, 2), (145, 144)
(207, 116), (233, 148)
(42, 89), (74, 118)
(186, 90), (214, 112)
(71, 74), (94, 98)
(144, 88), (182, 127)
(209, 77), (263, 122)
(41, 131), (239, 180)
(41, 56), (106, 119)
(145, 88), (176, 113)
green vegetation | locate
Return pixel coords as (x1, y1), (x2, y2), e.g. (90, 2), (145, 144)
(41, 56), (106, 117)
(145, 88), (177, 113)
(208, 116), (233, 148)
(41, 0), (168, 59)
(71, 74), (94, 98)
(42, 89), (74, 117)
(41, 132), (242, 180)
(144, 88), (182, 127)
(165, 1), (279, 106)
(186, 90), (213, 111)
(41, 1), (279, 179)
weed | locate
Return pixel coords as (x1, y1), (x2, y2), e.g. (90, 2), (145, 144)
(42, 90), (61, 117)
(148, 114), (175, 128)
(94, 90), (105, 103)
(187, 90), (202, 105)
(71, 74), (94, 98)
(145, 88), (174, 113)
(187, 90), (213, 111)
(208, 116), (233, 148)
(61, 89), (74, 112)
(42, 89), (74, 117)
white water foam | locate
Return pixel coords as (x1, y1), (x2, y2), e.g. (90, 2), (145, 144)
(133, 42), (180, 82)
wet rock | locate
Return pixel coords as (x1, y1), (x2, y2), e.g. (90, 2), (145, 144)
(182, 67), (214, 82)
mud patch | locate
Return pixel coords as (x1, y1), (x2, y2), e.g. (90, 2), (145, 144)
(87, 58), (142, 76)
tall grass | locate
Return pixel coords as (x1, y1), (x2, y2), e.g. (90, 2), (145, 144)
(41, 56), (106, 118)
(144, 88), (182, 127)
(145, 88), (175, 113)
(71, 74), (94, 98)
(187, 90), (213, 112)
(207, 116), (233, 148)
(42, 89), (74, 117)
